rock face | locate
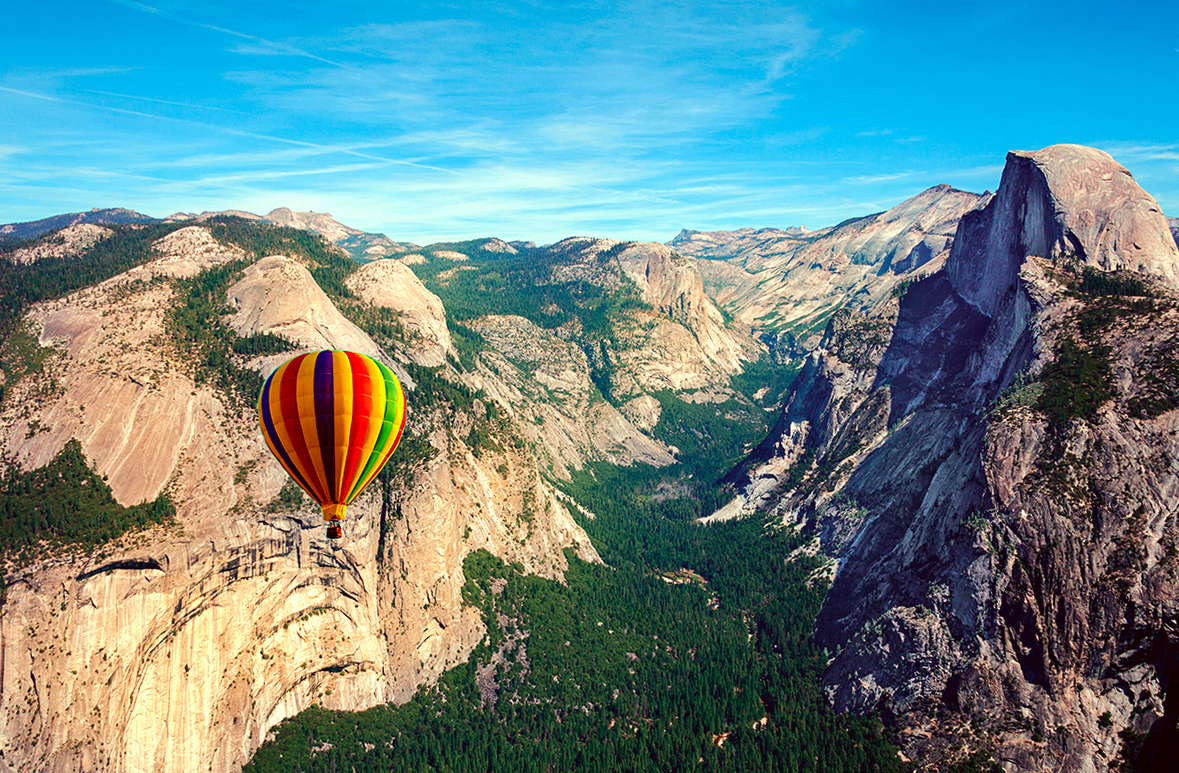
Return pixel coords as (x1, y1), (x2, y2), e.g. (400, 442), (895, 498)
(617, 242), (754, 376)
(0, 228), (597, 773)
(226, 255), (384, 360)
(948, 145), (1179, 316)
(727, 145), (1179, 770)
(538, 237), (759, 399)
(466, 314), (676, 475)
(344, 260), (454, 367)
(671, 185), (987, 354)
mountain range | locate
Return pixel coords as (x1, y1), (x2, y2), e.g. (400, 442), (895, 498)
(1, 144), (1176, 772)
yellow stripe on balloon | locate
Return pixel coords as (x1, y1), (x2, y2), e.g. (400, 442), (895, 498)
(331, 350), (353, 500)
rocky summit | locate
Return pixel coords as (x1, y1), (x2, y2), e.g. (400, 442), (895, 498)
(0, 144), (1176, 773)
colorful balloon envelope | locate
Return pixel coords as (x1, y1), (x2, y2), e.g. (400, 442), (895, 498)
(258, 350), (406, 539)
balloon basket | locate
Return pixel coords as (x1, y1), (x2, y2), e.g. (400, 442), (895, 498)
(326, 525), (342, 539)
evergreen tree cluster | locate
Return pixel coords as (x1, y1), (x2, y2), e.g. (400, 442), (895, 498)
(0, 439), (174, 562)
(244, 462), (912, 773)
(164, 259), (296, 406)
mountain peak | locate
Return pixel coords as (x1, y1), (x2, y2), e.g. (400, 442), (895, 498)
(948, 143), (1179, 316)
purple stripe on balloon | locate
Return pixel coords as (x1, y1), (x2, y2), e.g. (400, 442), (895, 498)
(313, 350), (338, 499)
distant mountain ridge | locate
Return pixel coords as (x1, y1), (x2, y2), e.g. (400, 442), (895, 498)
(0, 207), (156, 241)
(1, 207), (416, 261)
(669, 183), (988, 361)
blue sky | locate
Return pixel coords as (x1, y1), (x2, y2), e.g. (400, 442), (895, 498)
(3, 1), (1177, 244)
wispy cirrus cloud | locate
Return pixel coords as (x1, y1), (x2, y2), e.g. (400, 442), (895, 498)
(844, 171), (911, 184)
(105, 0), (347, 66)
(19, 1), (1170, 243)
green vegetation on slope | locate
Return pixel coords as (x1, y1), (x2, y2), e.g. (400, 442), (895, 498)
(1035, 268), (1160, 426)
(0, 222), (186, 336)
(165, 258), (297, 407)
(409, 243), (648, 340)
(243, 458), (911, 773)
(648, 391), (770, 490)
(0, 439), (174, 563)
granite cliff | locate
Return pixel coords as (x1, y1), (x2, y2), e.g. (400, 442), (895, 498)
(0, 222), (597, 773)
(722, 145), (1179, 771)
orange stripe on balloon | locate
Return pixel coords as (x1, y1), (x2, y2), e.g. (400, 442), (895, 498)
(345, 357), (390, 502)
(348, 362), (406, 502)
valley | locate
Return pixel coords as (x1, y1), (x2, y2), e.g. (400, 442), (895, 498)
(0, 144), (1177, 772)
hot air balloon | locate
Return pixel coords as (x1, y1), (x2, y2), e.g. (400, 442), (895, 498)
(258, 350), (406, 539)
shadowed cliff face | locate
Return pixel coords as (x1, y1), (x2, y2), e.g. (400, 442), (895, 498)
(0, 229), (597, 773)
(729, 145), (1179, 771)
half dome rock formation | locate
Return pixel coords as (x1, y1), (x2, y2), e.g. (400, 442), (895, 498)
(948, 144), (1179, 316)
(725, 144), (1179, 770)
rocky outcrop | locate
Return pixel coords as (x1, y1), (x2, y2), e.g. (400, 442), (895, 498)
(159, 208), (415, 261)
(226, 255), (383, 360)
(4, 224), (112, 265)
(535, 237), (759, 398)
(0, 231), (597, 773)
(728, 145), (1179, 771)
(260, 208), (415, 260)
(344, 260), (454, 367)
(1168, 216), (1178, 248)
(148, 226), (246, 278)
